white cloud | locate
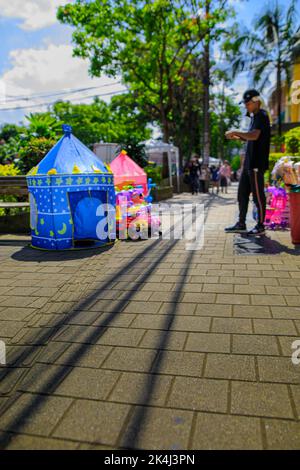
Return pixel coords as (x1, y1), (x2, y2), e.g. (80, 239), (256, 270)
(0, 0), (70, 31)
(0, 43), (125, 118)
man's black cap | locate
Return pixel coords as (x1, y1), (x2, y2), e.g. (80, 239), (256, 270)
(240, 89), (260, 104)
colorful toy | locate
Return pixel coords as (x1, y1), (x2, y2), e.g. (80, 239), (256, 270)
(110, 151), (160, 239)
(110, 150), (148, 194)
(26, 124), (116, 250)
(115, 180), (160, 238)
(265, 186), (288, 229)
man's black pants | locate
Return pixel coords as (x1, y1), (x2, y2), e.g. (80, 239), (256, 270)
(238, 169), (266, 226)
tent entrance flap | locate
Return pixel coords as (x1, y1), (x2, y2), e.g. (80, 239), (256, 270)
(68, 190), (109, 243)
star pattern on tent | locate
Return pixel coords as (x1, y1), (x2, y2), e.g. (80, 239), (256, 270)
(93, 177), (99, 184)
(85, 177), (91, 184)
(37, 179), (43, 186)
(32, 180), (37, 186)
(55, 178), (63, 186)
(46, 178), (51, 186)
(101, 177), (106, 183)
(66, 177), (73, 186)
(76, 177), (83, 185)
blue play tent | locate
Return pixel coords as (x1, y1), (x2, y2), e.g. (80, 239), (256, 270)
(26, 124), (116, 250)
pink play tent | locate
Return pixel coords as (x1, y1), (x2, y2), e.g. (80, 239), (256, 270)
(110, 150), (148, 195)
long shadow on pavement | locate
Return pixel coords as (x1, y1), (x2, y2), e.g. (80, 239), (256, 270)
(0, 197), (214, 449)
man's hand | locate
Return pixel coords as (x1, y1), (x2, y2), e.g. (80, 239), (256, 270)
(225, 130), (240, 140)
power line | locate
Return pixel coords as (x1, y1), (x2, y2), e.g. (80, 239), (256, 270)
(0, 81), (123, 104)
(0, 88), (127, 112)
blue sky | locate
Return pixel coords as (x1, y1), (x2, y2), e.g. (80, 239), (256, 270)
(0, 0), (299, 126)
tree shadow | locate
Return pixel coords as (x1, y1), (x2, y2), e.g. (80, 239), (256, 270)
(0, 197), (216, 449)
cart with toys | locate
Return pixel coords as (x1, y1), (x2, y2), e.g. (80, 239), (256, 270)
(271, 156), (300, 244)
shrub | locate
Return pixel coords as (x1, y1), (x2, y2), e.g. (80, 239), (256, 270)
(284, 127), (300, 155)
(144, 164), (163, 186)
(17, 136), (56, 174)
(0, 163), (20, 177)
(0, 164), (22, 216)
(230, 155), (241, 172)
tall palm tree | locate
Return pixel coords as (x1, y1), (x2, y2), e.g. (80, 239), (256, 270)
(230, 0), (300, 136)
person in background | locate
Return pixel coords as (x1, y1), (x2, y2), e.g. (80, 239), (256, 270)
(219, 161), (231, 194)
(210, 165), (220, 194)
(187, 156), (201, 195)
(199, 163), (210, 193)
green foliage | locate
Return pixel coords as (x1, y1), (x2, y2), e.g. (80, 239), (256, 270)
(144, 164), (162, 185)
(284, 127), (300, 155)
(228, 0), (299, 136)
(18, 136), (56, 174)
(0, 123), (26, 164)
(52, 96), (151, 148)
(0, 163), (20, 176)
(118, 138), (148, 168)
(271, 134), (285, 152)
(230, 155), (241, 172)
(0, 123), (25, 142)
(0, 137), (19, 164)
(210, 92), (242, 160)
(0, 164), (21, 216)
(57, 0), (231, 144)
(25, 113), (62, 138)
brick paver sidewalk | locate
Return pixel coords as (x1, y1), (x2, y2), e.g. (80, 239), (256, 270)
(0, 184), (300, 450)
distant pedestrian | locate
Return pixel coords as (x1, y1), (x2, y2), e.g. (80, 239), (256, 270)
(187, 156), (201, 195)
(199, 164), (210, 193)
(219, 161), (231, 194)
(210, 165), (220, 194)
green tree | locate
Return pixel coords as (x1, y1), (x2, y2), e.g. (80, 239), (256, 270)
(52, 99), (114, 146)
(229, 0), (300, 136)
(57, 0), (230, 150)
(52, 95), (151, 147)
(285, 126), (300, 154)
(25, 112), (62, 138)
(0, 123), (26, 164)
(18, 136), (57, 174)
(0, 123), (25, 142)
(118, 138), (148, 167)
(210, 80), (242, 160)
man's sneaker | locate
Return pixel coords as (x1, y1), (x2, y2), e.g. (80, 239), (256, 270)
(224, 222), (247, 233)
(247, 224), (265, 236)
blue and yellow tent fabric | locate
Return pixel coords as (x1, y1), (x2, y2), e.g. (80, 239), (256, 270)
(26, 125), (116, 250)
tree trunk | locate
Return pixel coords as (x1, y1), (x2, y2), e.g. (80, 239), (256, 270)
(277, 63), (282, 137)
(161, 107), (169, 143)
(203, 0), (211, 165)
(219, 82), (225, 161)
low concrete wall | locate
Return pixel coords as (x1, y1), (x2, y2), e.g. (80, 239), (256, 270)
(153, 186), (173, 202)
(0, 212), (30, 234)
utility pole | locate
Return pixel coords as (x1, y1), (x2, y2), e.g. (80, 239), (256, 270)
(203, 0), (211, 165)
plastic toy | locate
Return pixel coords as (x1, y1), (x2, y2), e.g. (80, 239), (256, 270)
(265, 186), (288, 229)
(115, 179), (160, 238)
(110, 150), (148, 194)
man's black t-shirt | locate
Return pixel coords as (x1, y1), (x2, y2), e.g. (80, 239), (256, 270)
(244, 109), (270, 171)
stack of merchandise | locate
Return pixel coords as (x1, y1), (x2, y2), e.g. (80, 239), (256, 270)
(271, 156), (300, 189)
(271, 156), (300, 244)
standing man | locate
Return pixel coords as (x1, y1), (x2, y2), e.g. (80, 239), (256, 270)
(224, 89), (270, 235)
